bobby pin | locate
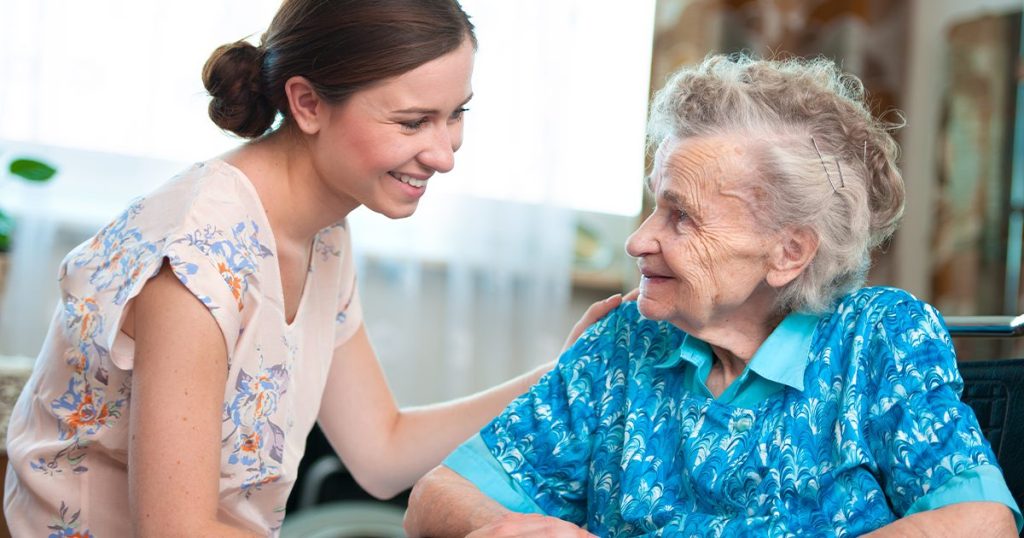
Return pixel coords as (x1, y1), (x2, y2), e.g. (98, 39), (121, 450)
(810, 136), (844, 192)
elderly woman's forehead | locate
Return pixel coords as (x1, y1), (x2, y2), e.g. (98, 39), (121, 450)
(656, 136), (750, 179)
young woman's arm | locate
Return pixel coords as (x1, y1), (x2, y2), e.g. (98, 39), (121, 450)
(316, 323), (545, 500)
(128, 263), (260, 537)
(317, 293), (628, 499)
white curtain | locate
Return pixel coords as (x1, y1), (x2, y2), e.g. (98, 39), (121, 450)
(0, 1), (654, 403)
(349, 198), (575, 405)
(0, 144), (186, 360)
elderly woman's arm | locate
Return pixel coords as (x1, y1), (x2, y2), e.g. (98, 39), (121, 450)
(404, 302), (631, 535)
(403, 466), (595, 537)
(403, 466), (504, 536)
(406, 471), (1018, 537)
(865, 502), (1017, 537)
(859, 298), (1022, 534)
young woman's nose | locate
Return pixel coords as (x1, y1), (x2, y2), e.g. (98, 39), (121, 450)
(419, 123), (460, 173)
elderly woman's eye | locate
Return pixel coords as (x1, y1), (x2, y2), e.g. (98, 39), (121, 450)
(673, 209), (689, 223)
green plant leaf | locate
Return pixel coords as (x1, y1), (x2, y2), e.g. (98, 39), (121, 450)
(9, 158), (57, 182)
(0, 210), (12, 252)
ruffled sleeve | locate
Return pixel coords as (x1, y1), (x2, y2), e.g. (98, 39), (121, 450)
(61, 163), (275, 371)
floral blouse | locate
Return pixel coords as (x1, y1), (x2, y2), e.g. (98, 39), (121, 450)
(446, 288), (1022, 536)
(4, 159), (362, 537)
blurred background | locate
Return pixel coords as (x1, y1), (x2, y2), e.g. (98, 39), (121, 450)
(0, 0), (654, 407)
(0, 0), (1022, 532)
(4, 0), (1019, 401)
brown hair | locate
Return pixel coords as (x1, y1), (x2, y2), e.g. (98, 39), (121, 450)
(202, 0), (476, 139)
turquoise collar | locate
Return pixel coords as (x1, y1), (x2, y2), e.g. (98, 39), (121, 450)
(655, 312), (821, 392)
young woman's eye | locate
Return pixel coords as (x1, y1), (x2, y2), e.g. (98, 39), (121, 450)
(449, 107), (469, 122)
(400, 117), (430, 131)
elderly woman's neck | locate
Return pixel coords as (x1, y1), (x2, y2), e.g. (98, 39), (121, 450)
(706, 345), (756, 396)
(700, 309), (787, 397)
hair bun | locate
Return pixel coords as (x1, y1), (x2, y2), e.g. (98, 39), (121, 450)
(202, 40), (276, 139)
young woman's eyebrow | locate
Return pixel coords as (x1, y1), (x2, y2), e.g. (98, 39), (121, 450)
(393, 93), (473, 115)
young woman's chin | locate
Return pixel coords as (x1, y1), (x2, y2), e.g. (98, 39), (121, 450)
(371, 200), (421, 220)
(369, 176), (428, 219)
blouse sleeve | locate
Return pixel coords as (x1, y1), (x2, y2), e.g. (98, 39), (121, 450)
(444, 305), (627, 524)
(67, 194), (267, 371)
(156, 220), (267, 361)
(861, 297), (1021, 527)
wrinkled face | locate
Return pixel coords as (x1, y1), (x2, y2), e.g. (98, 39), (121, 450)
(313, 37), (475, 219)
(625, 135), (776, 332)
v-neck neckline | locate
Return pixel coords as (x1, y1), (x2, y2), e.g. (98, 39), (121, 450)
(210, 158), (315, 328)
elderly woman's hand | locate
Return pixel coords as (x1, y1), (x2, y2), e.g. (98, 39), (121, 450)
(466, 513), (598, 538)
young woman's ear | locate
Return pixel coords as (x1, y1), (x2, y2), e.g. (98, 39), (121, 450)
(765, 226), (819, 289)
(284, 76), (323, 135)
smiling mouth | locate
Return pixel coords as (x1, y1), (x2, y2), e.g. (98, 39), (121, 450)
(389, 172), (427, 188)
(640, 268), (673, 280)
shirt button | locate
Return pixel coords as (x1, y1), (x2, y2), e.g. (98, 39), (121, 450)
(732, 416), (753, 433)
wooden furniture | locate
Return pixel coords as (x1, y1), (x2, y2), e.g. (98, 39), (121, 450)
(0, 355), (34, 538)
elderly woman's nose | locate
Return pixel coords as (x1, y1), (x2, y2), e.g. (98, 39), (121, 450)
(626, 219), (657, 258)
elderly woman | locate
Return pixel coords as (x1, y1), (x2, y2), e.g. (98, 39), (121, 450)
(402, 54), (1023, 537)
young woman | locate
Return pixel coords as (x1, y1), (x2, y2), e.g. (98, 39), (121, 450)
(3, 1), (623, 535)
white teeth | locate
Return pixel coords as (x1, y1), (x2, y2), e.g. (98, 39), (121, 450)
(397, 174), (426, 188)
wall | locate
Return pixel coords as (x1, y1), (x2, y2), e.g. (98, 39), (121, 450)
(898, 0), (1023, 300)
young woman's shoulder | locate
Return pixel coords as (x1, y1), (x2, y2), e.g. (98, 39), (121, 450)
(56, 159), (277, 369)
(157, 159), (267, 225)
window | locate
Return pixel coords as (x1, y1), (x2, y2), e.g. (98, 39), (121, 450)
(0, 0), (654, 216)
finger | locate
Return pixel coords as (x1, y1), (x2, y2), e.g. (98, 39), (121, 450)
(561, 294), (622, 353)
(623, 287), (640, 301)
(571, 296), (619, 336)
(583, 293), (622, 323)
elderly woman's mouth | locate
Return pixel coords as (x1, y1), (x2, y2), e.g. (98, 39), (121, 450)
(640, 270), (674, 283)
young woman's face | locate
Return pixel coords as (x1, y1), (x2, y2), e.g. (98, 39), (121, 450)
(312, 37), (475, 219)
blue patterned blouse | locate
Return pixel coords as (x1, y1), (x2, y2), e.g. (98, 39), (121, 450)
(445, 287), (1022, 536)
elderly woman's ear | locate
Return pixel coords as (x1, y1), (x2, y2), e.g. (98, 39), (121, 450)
(765, 226), (818, 289)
